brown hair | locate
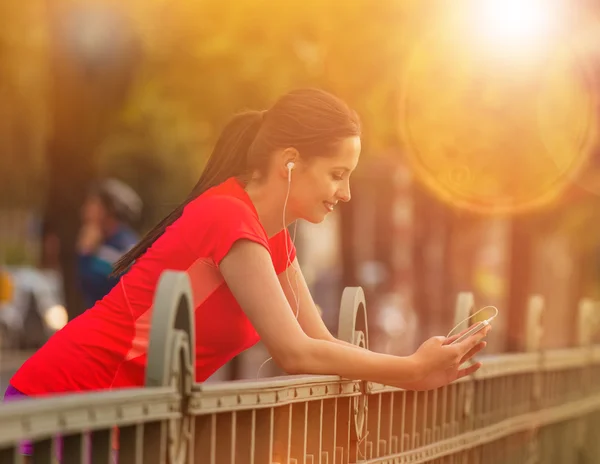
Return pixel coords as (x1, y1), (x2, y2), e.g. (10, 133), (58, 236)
(112, 88), (361, 275)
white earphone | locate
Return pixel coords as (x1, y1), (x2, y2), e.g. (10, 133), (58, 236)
(257, 159), (299, 378)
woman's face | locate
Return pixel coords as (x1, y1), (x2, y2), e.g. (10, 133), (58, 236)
(289, 136), (361, 223)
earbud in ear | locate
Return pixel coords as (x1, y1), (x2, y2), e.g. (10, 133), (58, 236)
(286, 161), (295, 172)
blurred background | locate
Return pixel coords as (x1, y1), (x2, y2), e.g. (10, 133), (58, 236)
(1, 0), (600, 386)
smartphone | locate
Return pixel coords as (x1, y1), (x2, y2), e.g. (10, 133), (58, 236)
(449, 319), (492, 345)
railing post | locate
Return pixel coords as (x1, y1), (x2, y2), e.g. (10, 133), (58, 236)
(575, 298), (598, 461)
(146, 270), (196, 464)
(452, 292), (474, 440)
(338, 287), (369, 461)
(526, 295), (545, 464)
(338, 286), (369, 350)
(453, 292), (474, 334)
(577, 298), (596, 349)
(525, 295), (544, 353)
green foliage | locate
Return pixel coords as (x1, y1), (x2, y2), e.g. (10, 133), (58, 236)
(91, 0), (423, 226)
(0, 1), (48, 208)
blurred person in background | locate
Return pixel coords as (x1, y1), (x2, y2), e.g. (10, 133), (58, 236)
(76, 178), (141, 310)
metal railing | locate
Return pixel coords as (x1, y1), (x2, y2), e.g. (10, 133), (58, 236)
(1, 270), (600, 463)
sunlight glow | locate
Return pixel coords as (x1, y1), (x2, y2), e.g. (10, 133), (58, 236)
(473, 0), (560, 53)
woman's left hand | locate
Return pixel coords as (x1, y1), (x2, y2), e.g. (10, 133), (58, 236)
(401, 337), (487, 391)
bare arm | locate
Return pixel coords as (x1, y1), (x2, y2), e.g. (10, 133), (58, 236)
(220, 241), (487, 389)
(220, 240), (423, 387)
(277, 257), (365, 350)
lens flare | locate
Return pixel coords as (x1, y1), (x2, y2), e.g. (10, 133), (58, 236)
(473, 0), (560, 54)
(399, 10), (596, 215)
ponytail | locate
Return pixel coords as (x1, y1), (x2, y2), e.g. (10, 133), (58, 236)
(112, 110), (263, 276)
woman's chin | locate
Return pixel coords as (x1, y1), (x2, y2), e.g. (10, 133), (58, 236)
(302, 211), (328, 224)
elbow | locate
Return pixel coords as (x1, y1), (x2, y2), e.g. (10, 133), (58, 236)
(279, 356), (304, 375)
(273, 337), (316, 375)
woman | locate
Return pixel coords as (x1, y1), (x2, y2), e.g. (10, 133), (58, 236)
(4, 88), (488, 438)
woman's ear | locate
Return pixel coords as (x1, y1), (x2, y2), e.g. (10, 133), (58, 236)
(278, 147), (300, 179)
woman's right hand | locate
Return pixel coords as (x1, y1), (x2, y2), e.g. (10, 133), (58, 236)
(406, 325), (491, 391)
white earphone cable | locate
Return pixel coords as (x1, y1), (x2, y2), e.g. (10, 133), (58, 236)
(257, 164), (298, 378)
(446, 305), (499, 339)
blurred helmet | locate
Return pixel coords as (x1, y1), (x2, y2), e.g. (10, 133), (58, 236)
(94, 178), (143, 225)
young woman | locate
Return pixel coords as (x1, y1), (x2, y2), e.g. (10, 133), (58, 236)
(4, 88), (488, 412)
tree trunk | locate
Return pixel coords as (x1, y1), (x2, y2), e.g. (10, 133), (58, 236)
(506, 216), (533, 352)
(43, 1), (139, 319)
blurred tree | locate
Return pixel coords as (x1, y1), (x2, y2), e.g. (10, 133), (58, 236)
(0, 1), (48, 208)
(43, 0), (140, 318)
(3, 0), (598, 348)
(117, 0), (423, 292)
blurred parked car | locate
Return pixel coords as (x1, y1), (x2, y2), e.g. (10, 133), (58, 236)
(0, 266), (68, 349)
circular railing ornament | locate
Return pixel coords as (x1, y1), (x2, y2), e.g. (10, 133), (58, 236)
(146, 271), (196, 464)
(338, 287), (369, 441)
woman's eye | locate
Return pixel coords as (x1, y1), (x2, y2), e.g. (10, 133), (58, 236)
(332, 173), (344, 181)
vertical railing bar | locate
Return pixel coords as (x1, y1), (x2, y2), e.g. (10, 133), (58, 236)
(442, 385), (448, 440)
(319, 399), (324, 464)
(432, 388), (438, 440)
(500, 376), (506, 421)
(250, 409), (256, 464)
(485, 379), (493, 426)
(478, 380), (485, 429)
(388, 392), (395, 455)
(346, 397), (351, 461)
(516, 375), (522, 414)
(412, 391), (418, 448)
(422, 390), (428, 443)
(231, 411), (237, 464)
(210, 413), (217, 464)
(333, 397), (338, 464)
(269, 408), (274, 464)
(303, 402), (309, 464)
(548, 372), (553, 407)
(287, 404), (293, 464)
(457, 383), (464, 435)
(376, 394), (382, 457)
(450, 384), (457, 436)
(400, 391), (406, 453)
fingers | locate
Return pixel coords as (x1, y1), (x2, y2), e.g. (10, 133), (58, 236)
(456, 361), (482, 379)
(443, 334), (461, 345)
(460, 341), (486, 364)
(444, 324), (486, 345)
(445, 322), (481, 342)
(457, 325), (491, 351)
(458, 322), (481, 337)
(431, 336), (447, 345)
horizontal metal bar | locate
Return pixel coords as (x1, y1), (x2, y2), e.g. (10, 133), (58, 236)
(194, 374), (344, 392)
(0, 387), (179, 445)
(542, 348), (589, 371)
(360, 392), (600, 463)
(191, 376), (361, 414)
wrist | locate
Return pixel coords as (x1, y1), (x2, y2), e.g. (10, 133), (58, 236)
(406, 353), (427, 382)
